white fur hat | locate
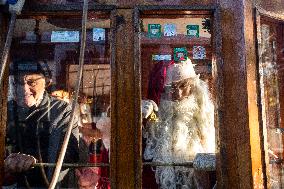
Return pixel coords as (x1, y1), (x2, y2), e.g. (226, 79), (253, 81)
(165, 58), (197, 86)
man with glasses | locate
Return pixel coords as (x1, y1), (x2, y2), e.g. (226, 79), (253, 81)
(4, 60), (82, 188)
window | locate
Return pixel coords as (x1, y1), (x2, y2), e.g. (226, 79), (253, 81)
(5, 12), (111, 188)
(140, 10), (216, 188)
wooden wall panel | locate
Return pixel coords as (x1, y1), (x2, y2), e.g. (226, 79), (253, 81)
(116, 0), (216, 7)
(26, 0), (216, 8)
(255, 0), (284, 17)
(244, 1), (266, 188)
(0, 13), (8, 187)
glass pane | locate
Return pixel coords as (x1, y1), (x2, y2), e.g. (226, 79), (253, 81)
(4, 13), (111, 188)
(140, 11), (216, 189)
(259, 18), (284, 189)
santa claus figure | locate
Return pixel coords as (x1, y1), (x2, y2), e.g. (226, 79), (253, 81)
(143, 58), (215, 189)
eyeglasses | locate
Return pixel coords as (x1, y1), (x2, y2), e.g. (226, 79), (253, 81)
(16, 76), (45, 87)
(164, 79), (192, 94)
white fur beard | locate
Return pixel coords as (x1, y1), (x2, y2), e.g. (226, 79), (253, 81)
(144, 95), (204, 162)
(158, 95), (199, 121)
(143, 95), (212, 188)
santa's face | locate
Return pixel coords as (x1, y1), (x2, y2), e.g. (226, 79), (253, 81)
(164, 78), (193, 102)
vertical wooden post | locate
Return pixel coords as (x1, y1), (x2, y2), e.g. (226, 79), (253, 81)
(110, 8), (142, 189)
(217, 0), (265, 188)
(0, 13), (9, 187)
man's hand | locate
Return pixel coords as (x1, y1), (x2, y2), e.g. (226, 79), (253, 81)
(5, 153), (37, 173)
(75, 167), (100, 189)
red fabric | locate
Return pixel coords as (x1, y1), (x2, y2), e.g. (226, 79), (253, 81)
(89, 154), (101, 163)
(89, 147), (110, 189)
(147, 61), (174, 105)
(147, 61), (166, 105)
(96, 148), (110, 189)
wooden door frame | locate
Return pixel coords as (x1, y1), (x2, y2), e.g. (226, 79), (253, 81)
(254, 8), (284, 188)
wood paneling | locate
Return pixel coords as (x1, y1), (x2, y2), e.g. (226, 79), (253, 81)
(0, 14), (9, 187)
(244, 2), (265, 188)
(24, 0), (216, 8)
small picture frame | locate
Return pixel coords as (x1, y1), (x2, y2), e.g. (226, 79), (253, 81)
(148, 24), (162, 38)
(186, 25), (199, 38)
(193, 46), (206, 60)
(93, 28), (106, 41)
(152, 54), (172, 61)
(164, 24), (177, 37)
(173, 47), (188, 62)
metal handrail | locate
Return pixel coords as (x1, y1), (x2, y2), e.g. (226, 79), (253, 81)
(0, 13), (17, 89)
(34, 161), (195, 168)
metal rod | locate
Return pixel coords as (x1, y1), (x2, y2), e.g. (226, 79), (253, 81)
(34, 162), (194, 168)
(143, 162), (194, 167)
(48, 0), (89, 188)
(34, 163), (110, 168)
(0, 13), (17, 89)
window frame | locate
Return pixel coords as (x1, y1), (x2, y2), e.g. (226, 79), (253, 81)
(132, 5), (222, 188)
(255, 7), (284, 188)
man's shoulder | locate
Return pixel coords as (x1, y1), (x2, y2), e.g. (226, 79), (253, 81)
(47, 95), (72, 113)
(49, 95), (69, 106)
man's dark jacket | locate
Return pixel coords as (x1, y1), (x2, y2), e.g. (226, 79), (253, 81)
(6, 92), (81, 188)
